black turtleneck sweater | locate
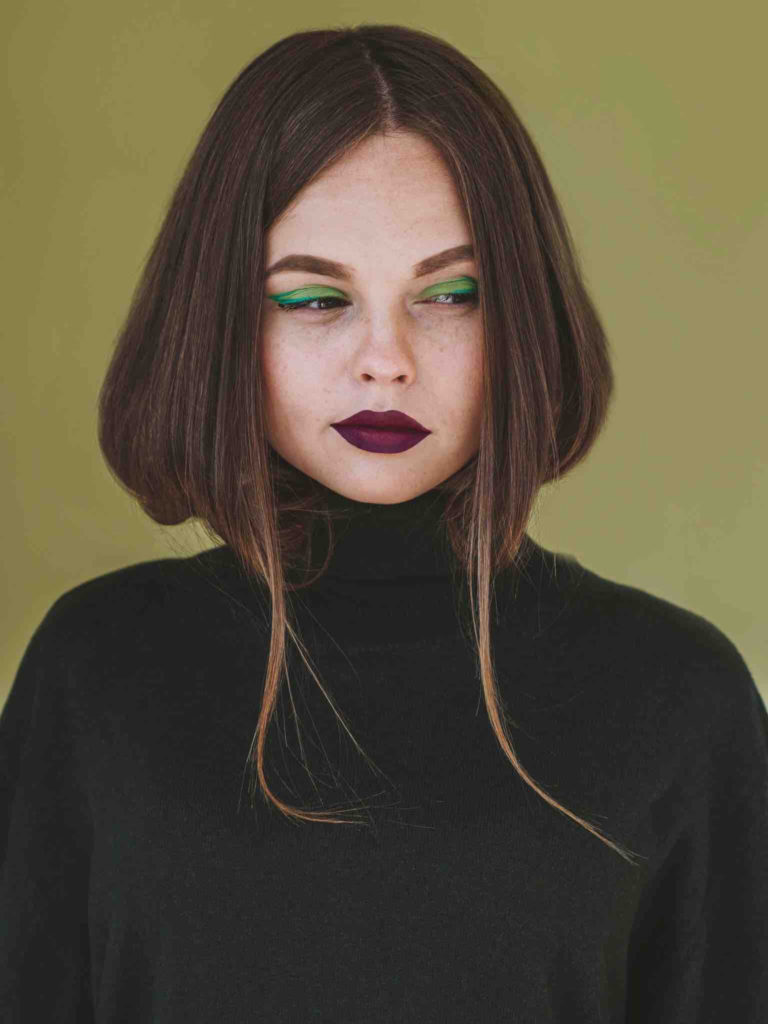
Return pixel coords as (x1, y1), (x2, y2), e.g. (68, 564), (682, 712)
(2, 488), (767, 1022)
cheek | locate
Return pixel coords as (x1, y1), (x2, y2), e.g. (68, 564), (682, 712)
(261, 336), (327, 420)
(437, 337), (484, 412)
(259, 336), (296, 430)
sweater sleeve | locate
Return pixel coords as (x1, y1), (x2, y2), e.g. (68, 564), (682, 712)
(0, 598), (95, 1022)
(626, 635), (768, 1021)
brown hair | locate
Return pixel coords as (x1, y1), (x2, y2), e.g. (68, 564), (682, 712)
(98, 23), (643, 866)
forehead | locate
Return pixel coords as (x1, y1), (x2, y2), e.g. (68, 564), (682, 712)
(266, 133), (469, 270)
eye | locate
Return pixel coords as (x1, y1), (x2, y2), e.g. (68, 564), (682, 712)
(265, 277), (479, 314)
(421, 290), (477, 307)
(417, 276), (478, 309)
(266, 286), (349, 313)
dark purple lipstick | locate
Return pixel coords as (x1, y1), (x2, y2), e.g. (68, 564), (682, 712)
(331, 409), (431, 454)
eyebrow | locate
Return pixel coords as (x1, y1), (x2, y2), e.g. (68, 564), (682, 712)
(264, 243), (475, 282)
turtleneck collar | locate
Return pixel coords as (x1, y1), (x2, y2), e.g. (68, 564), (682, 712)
(313, 483), (458, 581)
(196, 484), (579, 645)
(199, 481), (559, 600)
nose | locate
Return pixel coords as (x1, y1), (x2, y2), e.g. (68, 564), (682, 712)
(353, 319), (417, 385)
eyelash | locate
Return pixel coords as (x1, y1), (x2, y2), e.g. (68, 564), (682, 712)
(273, 291), (478, 313)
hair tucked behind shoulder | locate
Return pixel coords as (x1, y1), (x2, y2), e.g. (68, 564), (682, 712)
(97, 23), (642, 866)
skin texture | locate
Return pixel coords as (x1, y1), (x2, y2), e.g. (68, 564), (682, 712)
(260, 131), (484, 505)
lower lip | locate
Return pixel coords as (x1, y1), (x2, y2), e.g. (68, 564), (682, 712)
(331, 424), (430, 453)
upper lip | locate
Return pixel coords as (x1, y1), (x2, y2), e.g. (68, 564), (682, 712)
(332, 409), (430, 432)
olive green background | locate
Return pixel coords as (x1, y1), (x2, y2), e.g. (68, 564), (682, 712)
(2, 1), (765, 705)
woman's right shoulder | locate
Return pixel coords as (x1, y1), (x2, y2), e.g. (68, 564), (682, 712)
(22, 545), (251, 662)
(5, 546), (263, 729)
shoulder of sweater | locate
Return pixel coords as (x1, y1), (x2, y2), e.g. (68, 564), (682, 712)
(27, 547), (256, 653)
(562, 554), (743, 658)
(547, 551), (758, 724)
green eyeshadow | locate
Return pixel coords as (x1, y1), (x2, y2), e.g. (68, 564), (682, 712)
(418, 276), (476, 299)
(266, 276), (477, 304)
(266, 285), (343, 303)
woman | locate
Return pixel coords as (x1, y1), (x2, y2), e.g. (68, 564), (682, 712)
(2, 23), (766, 1022)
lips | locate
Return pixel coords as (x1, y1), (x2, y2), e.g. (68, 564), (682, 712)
(330, 409), (431, 454)
(332, 423), (429, 454)
(332, 409), (429, 432)
(330, 408), (431, 454)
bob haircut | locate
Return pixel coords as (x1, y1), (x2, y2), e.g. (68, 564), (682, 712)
(98, 23), (642, 866)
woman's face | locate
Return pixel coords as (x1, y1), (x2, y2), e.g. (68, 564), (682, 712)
(260, 131), (484, 505)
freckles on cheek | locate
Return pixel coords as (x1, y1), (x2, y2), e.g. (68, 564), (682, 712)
(261, 339), (297, 384)
(271, 350), (327, 412)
